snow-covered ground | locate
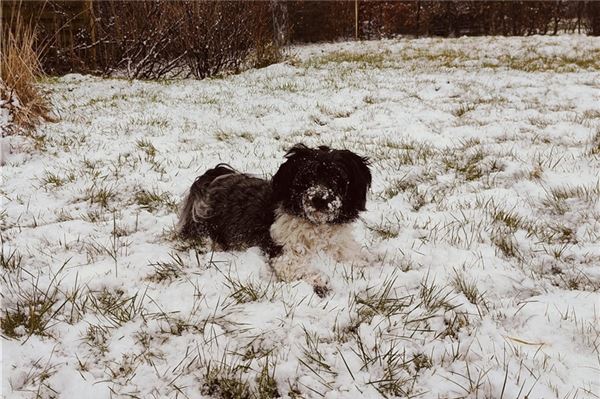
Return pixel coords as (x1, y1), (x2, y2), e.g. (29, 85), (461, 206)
(2, 35), (600, 398)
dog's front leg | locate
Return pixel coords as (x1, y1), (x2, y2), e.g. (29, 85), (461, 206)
(270, 250), (330, 297)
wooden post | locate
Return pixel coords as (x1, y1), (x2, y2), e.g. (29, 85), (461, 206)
(87, 0), (97, 68)
(355, 0), (358, 40)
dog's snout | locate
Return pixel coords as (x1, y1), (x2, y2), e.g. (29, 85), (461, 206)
(311, 195), (329, 210)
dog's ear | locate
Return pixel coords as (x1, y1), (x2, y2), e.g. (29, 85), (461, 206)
(339, 150), (371, 211)
(272, 144), (312, 202)
(284, 143), (312, 159)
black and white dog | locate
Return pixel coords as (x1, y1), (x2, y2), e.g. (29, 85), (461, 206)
(178, 143), (371, 295)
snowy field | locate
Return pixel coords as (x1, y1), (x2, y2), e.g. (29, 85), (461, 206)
(2, 35), (600, 398)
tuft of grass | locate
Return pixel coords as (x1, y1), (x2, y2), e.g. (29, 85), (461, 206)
(383, 179), (416, 200)
(215, 129), (234, 142)
(589, 128), (600, 156)
(489, 206), (529, 232)
(223, 273), (275, 305)
(84, 324), (110, 355)
(81, 183), (117, 208)
(87, 288), (146, 328)
(200, 354), (252, 399)
(255, 357), (280, 398)
(413, 353), (433, 372)
(363, 95), (376, 104)
(1, 238), (22, 271)
(418, 276), (457, 313)
(39, 170), (76, 189)
(136, 138), (157, 158)
(81, 209), (105, 223)
(366, 215), (403, 240)
(540, 182), (600, 215)
(275, 81), (298, 92)
(1, 281), (68, 339)
(239, 132), (254, 142)
(452, 103), (476, 118)
(6, 350), (59, 394)
(443, 148), (486, 181)
(0, 15), (54, 133)
(146, 253), (186, 283)
(451, 270), (489, 315)
(299, 327), (337, 384)
(379, 140), (437, 167)
(344, 273), (411, 335)
(491, 229), (521, 260)
(134, 188), (177, 212)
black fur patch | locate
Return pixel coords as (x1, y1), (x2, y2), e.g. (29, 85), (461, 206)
(272, 144), (371, 223)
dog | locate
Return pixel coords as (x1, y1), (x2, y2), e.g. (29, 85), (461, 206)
(177, 143), (372, 295)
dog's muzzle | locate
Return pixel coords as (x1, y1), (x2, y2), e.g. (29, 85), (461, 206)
(301, 185), (342, 224)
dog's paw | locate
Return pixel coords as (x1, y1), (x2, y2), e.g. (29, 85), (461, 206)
(304, 272), (331, 297)
(313, 283), (331, 298)
(334, 248), (378, 268)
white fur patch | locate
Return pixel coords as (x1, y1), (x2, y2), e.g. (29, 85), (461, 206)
(270, 209), (356, 258)
(269, 208), (365, 287)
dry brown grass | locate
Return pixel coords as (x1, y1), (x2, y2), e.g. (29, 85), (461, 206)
(1, 16), (54, 133)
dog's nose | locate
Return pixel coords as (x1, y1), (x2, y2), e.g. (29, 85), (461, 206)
(311, 195), (329, 210)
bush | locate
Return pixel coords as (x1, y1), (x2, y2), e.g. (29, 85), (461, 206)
(4, 0), (282, 80)
(1, 14), (53, 134)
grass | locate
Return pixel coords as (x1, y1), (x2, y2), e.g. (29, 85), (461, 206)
(366, 215), (402, 240)
(146, 253), (186, 283)
(451, 270), (489, 316)
(418, 275), (458, 314)
(200, 355), (251, 398)
(39, 170), (77, 189)
(1, 237), (22, 272)
(86, 288), (147, 328)
(305, 51), (388, 69)
(3, 35), (600, 399)
(540, 182), (600, 215)
(198, 350), (280, 399)
(452, 103), (477, 118)
(494, 51), (600, 72)
(223, 273), (276, 305)
(491, 229), (522, 260)
(442, 148), (486, 181)
(304, 45), (600, 72)
(0, 15), (54, 133)
(1, 267), (69, 339)
(134, 188), (178, 212)
(81, 183), (117, 208)
(136, 138), (157, 158)
(588, 128), (600, 156)
(342, 273), (411, 336)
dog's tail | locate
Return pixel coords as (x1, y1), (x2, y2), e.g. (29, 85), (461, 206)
(177, 164), (237, 239)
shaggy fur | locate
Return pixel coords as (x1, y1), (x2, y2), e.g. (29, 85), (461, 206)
(178, 144), (372, 295)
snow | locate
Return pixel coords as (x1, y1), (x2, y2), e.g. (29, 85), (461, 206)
(2, 35), (600, 398)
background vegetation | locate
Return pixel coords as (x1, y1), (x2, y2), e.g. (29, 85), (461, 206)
(1, 0), (599, 132)
(3, 1), (600, 79)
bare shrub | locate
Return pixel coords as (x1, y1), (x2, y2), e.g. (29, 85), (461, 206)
(92, 1), (188, 79)
(172, 1), (274, 79)
(5, 0), (281, 80)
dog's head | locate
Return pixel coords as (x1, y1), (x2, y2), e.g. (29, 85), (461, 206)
(272, 144), (371, 224)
